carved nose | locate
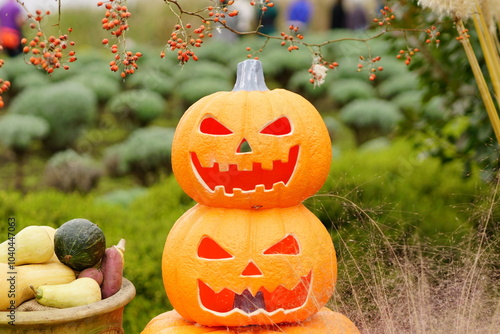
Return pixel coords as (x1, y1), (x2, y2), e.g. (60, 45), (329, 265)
(236, 138), (252, 153)
(241, 261), (263, 276)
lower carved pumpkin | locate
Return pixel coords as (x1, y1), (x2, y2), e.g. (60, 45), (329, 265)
(162, 204), (337, 327)
(141, 307), (360, 334)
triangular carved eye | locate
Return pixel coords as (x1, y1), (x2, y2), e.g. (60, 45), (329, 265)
(200, 117), (233, 135)
(263, 235), (300, 255)
(259, 117), (292, 136)
(198, 236), (234, 259)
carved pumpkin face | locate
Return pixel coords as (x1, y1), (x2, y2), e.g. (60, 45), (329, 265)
(171, 60), (332, 209)
(162, 204), (337, 327)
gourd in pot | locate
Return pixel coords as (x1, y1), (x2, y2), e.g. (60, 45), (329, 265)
(0, 226), (54, 265)
(0, 262), (76, 310)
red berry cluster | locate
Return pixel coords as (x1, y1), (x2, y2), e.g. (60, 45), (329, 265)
(160, 0), (276, 65)
(356, 56), (384, 81)
(373, 6), (396, 27)
(280, 25), (304, 52)
(245, 46), (262, 60)
(98, 0), (140, 78)
(456, 28), (470, 41)
(0, 53), (10, 107)
(0, 79), (11, 108)
(425, 26), (440, 45)
(98, 0), (130, 37)
(163, 23), (213, 64)
(109, 50), (142, 77)
(21, 11), (76, 74)
(207, 1), (239, 25)
(250, 0), (275, 12)
(308, 60), (339, 86)
(396, 48), (419, 66)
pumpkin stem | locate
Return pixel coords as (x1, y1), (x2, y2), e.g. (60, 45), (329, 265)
(232, 59), (269, 92)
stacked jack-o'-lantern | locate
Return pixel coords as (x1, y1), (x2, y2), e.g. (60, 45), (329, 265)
(142, 60), (360, 333)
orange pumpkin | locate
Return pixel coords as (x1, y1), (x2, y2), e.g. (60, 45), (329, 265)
(141, 307), (361, 334)
(171, 60), (332, 210)
(162, 203), (337, 327)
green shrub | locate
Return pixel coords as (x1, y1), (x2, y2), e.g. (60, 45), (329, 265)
(104, 126), (175, 186)
(124, 70), (175, 96)
(96, 187), (148, 208)
(9, 81), (97, 151)
(43, 149), (103, 193)
(340, 98), (403, 144)
(0, 113), (49, 191)
(323, 115), (345, 142)
(173, 60), (233, 84)
(13, 71), (51, 91)
(189, 39), (241, 66)
(176, 77), (233, 105)
(68, 58), (118, 81)
(392, 90), (424, 113)
(305, 140), (480, 243)
(287, 70), (328, 98)
(0, 114), (48, 152)
(370, 57), (409, 80)
(135, 48), (178, 73)
(104, 143), (128, 177)
(250, 47), (311, 87)
(377, 73), (419, 99)
(327, 78), (376, 104)
(70, 73), (121, 104)
(106, 89), (166, 126)
(2, 55), (39, 83)
(327, 56), (362, 81)
(421, 95), (447, 121)
(47, 49), (112, 82)
(259, 46), (311, 73)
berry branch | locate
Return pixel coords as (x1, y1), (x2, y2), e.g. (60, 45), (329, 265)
(98, 0), (142, 78)
(0, 0), (445, 108)
(0, 1), (77, 107)
(16, 0), (77, 73)
(21, 14), (76, 74)
(161, 1), (441, 86)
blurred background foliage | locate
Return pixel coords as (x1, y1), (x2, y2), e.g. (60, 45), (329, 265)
(0, 0), (499, 332)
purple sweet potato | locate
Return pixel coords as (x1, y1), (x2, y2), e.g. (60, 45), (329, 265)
(78, 267), (104, 286)
(100, 239), (125, 299)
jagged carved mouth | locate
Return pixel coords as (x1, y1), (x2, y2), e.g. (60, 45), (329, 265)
(190, 145), (299, 194)
(198, 271), (311, 315)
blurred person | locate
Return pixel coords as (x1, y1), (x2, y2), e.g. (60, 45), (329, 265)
(346, 0), (368, 30)
(232, 0), (256, 33)
(330, 0), (347, 29)
(215, 0), (256, 41)
(0, 0), (24, 57)
(287, 0), (313, 31)
(257, 2), (278, 35)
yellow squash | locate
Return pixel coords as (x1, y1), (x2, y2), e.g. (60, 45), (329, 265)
(33, 277), (102, 308)
(0, 226), (54, 265)
(40, 226), (60, 263)
(0, 262), (76, 310)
